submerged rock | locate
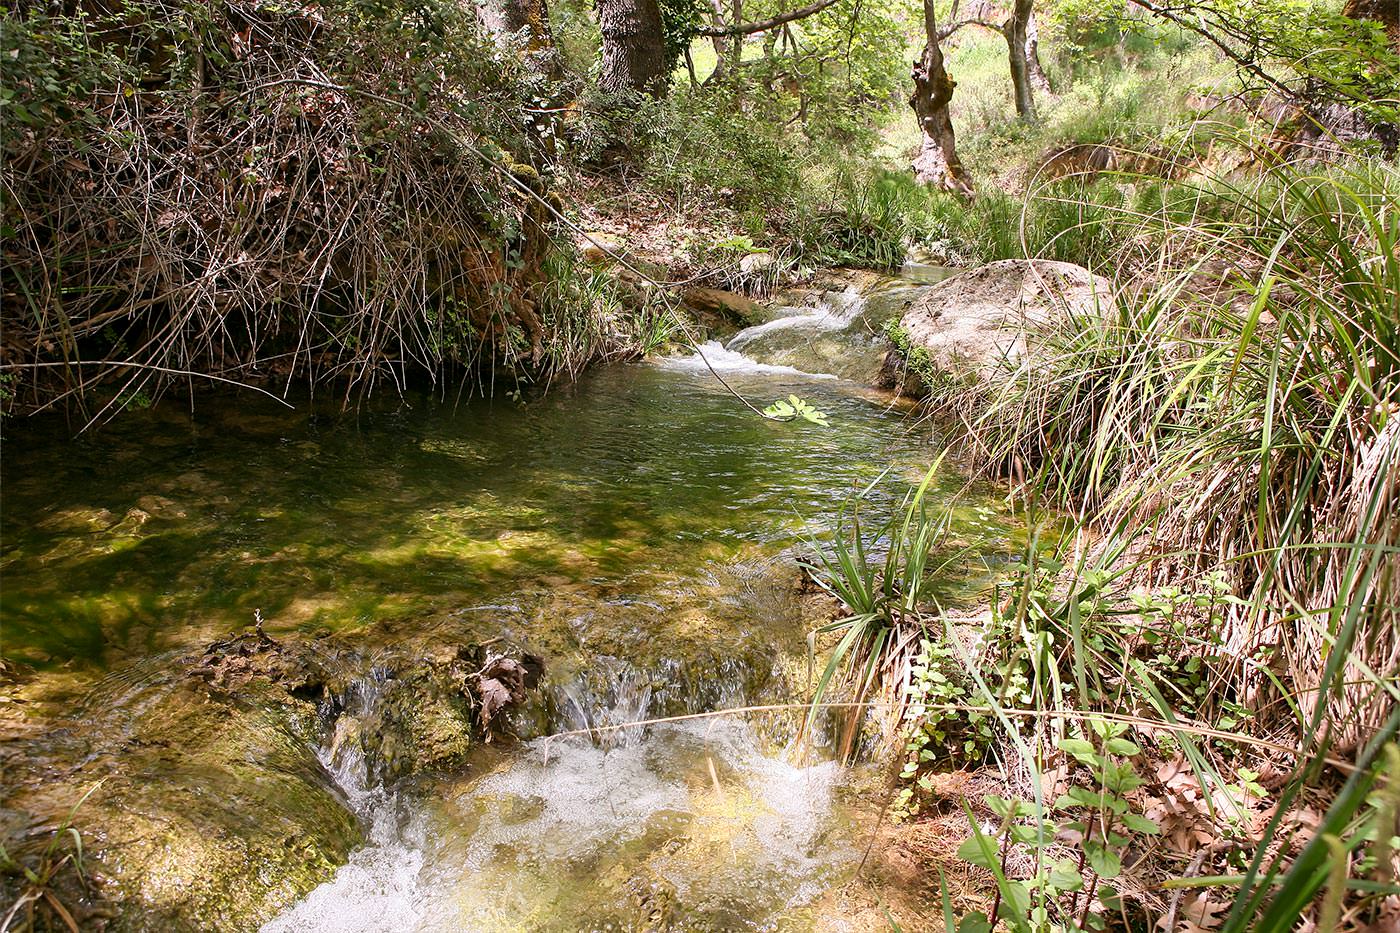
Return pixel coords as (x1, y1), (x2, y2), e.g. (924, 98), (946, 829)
(0, 623), (551, 931)
(883, 259), (1113, 391)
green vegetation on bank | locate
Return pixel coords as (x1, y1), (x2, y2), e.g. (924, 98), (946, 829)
(811, 144), (1399, 931)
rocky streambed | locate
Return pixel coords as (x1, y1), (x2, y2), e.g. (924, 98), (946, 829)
(0, 259), (1099, 930)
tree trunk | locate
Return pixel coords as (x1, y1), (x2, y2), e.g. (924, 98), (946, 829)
(1003, 0), (1037, 121)
(705, 0), (733, 83)
(477, 0), (562, 78)
(1025, 11), (1051, 93)
(911, 0), (974, 196)
(598, 0), (668, 97)
(1343, 0), (1399, 49)
(725, 0), (744, 80)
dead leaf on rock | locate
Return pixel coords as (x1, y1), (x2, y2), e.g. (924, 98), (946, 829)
(473, 656), (528, 733)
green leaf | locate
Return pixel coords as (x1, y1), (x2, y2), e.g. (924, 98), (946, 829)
(1059, 738), (1099, 764)
(957, 913), (992, 933)
(1049, 858), (1085, 892)
(957, 833), (1001, 870)
(763, 395), (829, 427)
(1121, 812), (1161, 835)
(1085, 841), (1122, 879)
(1105, 737), (1141, 757)
(996, 880), (1032, 922)
(1055, 787), (1103, 810)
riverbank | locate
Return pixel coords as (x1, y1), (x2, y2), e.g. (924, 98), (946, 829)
(1, 299), (1033, 929)
(857, 157), (1399, 930)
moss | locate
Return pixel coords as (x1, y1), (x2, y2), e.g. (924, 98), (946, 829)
(881, 319), (942, 395)
(5, 680), (363, 932)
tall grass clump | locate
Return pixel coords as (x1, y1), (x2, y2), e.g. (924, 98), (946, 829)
(802, 458), (951, 754)
(958, 157), (1399, 748)
(813, 147), (1398, 929)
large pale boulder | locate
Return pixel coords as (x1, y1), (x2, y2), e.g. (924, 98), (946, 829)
(889, 259), (1113, 385)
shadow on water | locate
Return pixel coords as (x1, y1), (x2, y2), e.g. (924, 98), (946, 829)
(2, 362), (1022, 669)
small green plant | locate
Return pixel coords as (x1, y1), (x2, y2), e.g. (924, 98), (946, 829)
(763, 395), (829, 426)
(0, 781), (103, 933)
(893, 637), (998, 819)
(946, 719), (1159, 932)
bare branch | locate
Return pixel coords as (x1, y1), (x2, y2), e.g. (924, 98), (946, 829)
(937, 16), (1002, 39)
(696, 0), (840, 37)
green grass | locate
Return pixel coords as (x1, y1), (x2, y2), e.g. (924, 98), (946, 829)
(815, 149), (1399, 928)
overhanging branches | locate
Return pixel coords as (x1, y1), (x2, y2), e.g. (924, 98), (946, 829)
(696, 0), (840, 37)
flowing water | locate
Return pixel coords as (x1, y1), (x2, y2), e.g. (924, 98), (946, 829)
(2, 268), (1022, 930)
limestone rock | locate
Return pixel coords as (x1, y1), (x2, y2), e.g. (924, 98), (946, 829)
(738, 252), (776, 276)
(579, 231), (626, 263)
(679, 286), (766, 327)
(893, 259), (1113, 382)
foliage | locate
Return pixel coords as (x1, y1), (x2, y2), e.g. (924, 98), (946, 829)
(948, 720), (1161, 932)
(1131, 0), (1400, 127)
(0, 782), (103, 933)
(892, 637), (1000, 818)
(659, 0), (709, 70)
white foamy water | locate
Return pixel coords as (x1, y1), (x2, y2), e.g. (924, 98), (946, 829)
(264, 720), (856, 932)
(659, 341), (838, 379)
(726, 289), (867, 353)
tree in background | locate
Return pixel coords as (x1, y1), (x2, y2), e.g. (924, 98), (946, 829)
(911, 0), (975, 195)
(1003, 0), (1038, 119)
(598, 0), (669, 95)
(477, 0), (564, 77)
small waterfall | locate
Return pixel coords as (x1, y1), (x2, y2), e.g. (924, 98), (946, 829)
(658, 340), (838, 379)
(726, 286), (867, 353)
(551, 664), (656, 749)
(263, 673), (427, 933)
(660, 281), (928, 385)
(660, 286), (870, 380)
(265, 659), (859, 931)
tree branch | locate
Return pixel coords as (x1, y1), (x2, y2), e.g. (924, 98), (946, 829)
(696, 0), (840, 36)
(1124, 0), (1295, 99)
(937, 16), (1002, 39)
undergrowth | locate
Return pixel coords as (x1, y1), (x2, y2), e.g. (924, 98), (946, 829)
(0, 0), (650, 420)
(811, 148), (1400, 930)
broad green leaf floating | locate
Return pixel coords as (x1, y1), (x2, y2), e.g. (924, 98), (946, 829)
(763, 395), (829, 426)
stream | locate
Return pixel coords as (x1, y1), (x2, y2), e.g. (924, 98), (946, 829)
(1, 265), (1023, 930)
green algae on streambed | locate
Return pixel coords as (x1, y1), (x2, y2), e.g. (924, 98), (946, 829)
(2, 363), (1020, 668)
(1, 350), (1031, 930)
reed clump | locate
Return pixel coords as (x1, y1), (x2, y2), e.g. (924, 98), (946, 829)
(0, 0), (652, 420)
(956, 155), (1398, 749)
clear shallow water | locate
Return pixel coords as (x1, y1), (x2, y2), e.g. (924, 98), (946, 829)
(1, 353), (1013, 669)
(2, 270), (1025, 930)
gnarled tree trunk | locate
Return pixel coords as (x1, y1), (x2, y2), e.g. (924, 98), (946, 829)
(598, 0), (668, 96)
(1003, 0), (1037, 121)
(1025, 11), (1051, 93)
(911, 0), (974, 196)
